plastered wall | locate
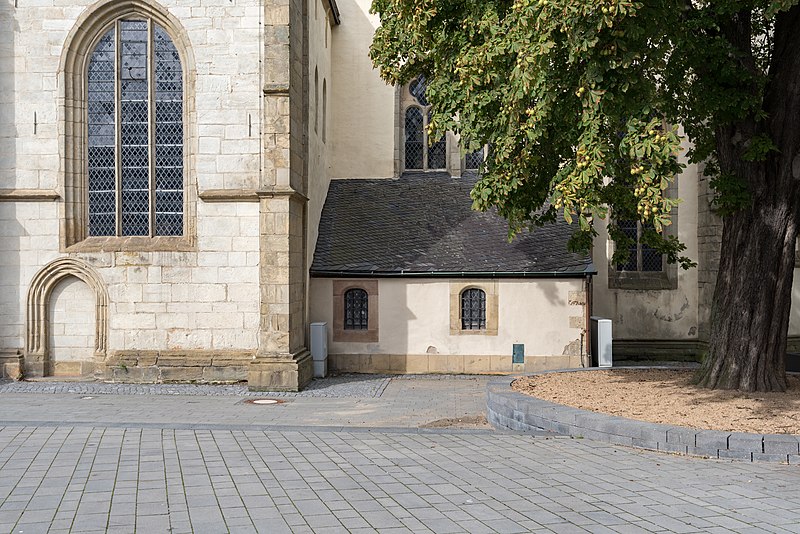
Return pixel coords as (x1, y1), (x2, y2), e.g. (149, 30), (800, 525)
(309, 278), (587, 361)
(306, 0), (334, 271)
(592, 149), (701, 342)
(328, 0), (395, 179)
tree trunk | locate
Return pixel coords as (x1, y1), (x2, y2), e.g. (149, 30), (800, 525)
(697, 201), (796, 392)
(696, 4), (800, 392)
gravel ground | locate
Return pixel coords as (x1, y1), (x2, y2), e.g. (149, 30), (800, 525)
(513, 368), (800, 434)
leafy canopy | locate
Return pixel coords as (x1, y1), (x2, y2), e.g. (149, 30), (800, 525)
(370, 0), (798, 267)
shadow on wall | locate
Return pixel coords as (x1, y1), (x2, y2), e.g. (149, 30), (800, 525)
(0, 3), (22, 376)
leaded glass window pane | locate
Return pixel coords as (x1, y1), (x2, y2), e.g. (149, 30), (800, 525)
(427, 111), (446, 169)
(616, 220), (663, 272)
(120, 20), (150, 236)
(410, 76), (429, 106)
(641, 222), (663, 272)
(428, 135), (446, 169)
(616, 220), (638, 271)
(87, 28), (117, 237)
(154, 25), (184, 236)
(344, 288), (369, 330)
(465, 147), (484, 170)
(461, 288), (486, 330)
(86, 19), (184, 238)
(405, 107), (424, 170)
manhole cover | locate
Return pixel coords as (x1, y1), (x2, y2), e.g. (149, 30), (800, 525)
(245, 398), (284, 405)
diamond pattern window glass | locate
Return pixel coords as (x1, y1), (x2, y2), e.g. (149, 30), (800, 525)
(427, 111), (446, 170)
(461, 288), (486, 330)
(616, 220), (663, 272)
(86, 18), (184, 238)
(344, 288), (369, 330)
(409, 75), (429, 106)
(87, 28), (117, 236)
(405, 107), (424, 170)
(465, 147), (484, 170)
(403, 77), (446, 171)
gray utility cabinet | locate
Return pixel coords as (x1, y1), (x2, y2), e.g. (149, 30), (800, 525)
(310, 322), (328, 378)
(590, 317), (613, 368)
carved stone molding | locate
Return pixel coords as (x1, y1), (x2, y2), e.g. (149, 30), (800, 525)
(0, 190), (60, 202)
(26, 258), (109, 375)
(199, 188), (309, 203)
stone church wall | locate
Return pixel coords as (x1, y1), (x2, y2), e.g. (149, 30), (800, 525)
(1, 0), (264, 379)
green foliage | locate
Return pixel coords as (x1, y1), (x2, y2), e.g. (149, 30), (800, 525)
(369, 0), (796, 267)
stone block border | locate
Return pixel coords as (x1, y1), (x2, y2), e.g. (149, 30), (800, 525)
(487, 370), (800, 464)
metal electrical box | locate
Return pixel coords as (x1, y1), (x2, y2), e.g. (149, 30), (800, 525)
(590, 316), (613, 368)
(310, 322), (328, 378)
(512, 344), (525, 364)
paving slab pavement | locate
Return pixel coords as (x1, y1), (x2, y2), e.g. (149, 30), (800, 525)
(1, 375), (799, 533)
(0, 375), (489, 429)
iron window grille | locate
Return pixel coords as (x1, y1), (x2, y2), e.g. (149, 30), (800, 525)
(87, 18), (184, 238)
(616, 220), (663, 272)
(344, 288), (369, 330)
(461, 288), (486, 330)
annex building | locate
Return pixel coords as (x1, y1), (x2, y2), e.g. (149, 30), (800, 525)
(1, 0), (798, 390)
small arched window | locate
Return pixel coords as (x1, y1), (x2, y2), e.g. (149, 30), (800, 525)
(87, 18), (184, 237)
(344, 288), (368, 330)
(460, 288), (486, 330)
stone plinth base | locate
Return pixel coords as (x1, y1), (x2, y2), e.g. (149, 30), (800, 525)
(328, 353), (583, 375)
(248, 350), (312, 392)
(105, 350), (254, 383)
(0, 351), (23, 379)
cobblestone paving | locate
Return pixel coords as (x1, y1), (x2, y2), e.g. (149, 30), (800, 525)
(0, 374), (392, 398)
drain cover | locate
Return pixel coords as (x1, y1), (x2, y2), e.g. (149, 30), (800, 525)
(245, 398), (283, 405)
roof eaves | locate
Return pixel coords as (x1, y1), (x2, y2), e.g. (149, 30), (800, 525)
(309, 268), (595, 279)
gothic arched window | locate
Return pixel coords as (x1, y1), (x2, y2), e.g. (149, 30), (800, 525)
(87, 18), (184, 237)
(403, 76), (446, 171)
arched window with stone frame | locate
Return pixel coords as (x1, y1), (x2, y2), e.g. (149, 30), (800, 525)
(344, 287), (369, 330)
(60, 2), (196, 250)
(460, 287), (487, 331)
(401, 76), (447, 171)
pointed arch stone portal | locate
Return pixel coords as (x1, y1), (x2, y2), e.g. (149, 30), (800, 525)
(26, 258), (109, 377)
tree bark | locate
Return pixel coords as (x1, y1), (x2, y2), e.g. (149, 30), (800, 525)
(697, 5), (800, 392)
(698, 202), (796, 392)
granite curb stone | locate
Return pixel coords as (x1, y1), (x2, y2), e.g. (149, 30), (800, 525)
(486, 369), (799, 464)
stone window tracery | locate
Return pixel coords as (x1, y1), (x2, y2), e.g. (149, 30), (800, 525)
(403, 76), (446, 171)
(61, 1), (195, 251)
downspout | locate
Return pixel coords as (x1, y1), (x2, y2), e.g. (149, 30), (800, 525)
(584, 273), (593, 368)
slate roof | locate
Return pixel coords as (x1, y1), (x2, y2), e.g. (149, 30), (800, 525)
(311, 172), (595, 278)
